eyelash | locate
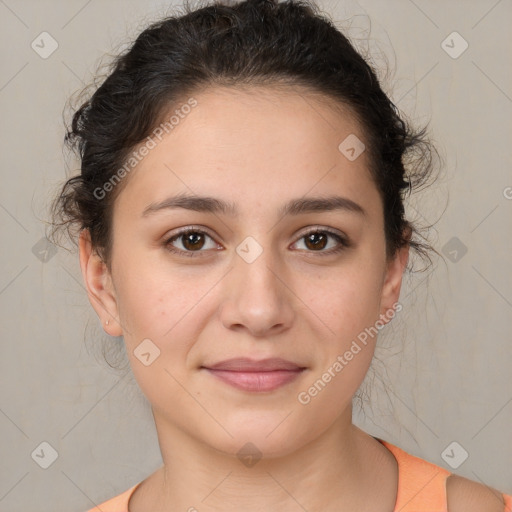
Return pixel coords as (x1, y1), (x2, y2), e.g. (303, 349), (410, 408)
(163, 226), (350, 258)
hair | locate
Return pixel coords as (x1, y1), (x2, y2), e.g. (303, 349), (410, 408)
(48, 0), (440, 274)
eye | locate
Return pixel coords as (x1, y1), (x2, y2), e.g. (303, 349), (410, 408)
(164, 226), (350, 258)
(291, 228), (350, 255)
(164, 228), (221, 257)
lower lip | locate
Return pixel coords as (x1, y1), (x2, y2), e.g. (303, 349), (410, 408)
(203, 368), (305, 392)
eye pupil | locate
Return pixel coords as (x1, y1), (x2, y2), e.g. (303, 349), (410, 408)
(305, 232), (327, 250)
(183, 232), (205, 250)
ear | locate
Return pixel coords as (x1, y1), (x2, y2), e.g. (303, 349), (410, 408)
(379, 232), (411, 322)
(78, 229), (123, 337)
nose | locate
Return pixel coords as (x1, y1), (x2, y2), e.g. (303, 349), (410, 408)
(218, 243), (295, 338)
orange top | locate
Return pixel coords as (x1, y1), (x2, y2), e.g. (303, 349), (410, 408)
(86, 438), (512, 512)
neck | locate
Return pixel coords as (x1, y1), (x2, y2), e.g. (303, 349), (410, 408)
(133, 406), (394, 512)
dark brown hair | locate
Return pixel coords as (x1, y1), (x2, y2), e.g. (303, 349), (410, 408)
(49, 0), (440, 273)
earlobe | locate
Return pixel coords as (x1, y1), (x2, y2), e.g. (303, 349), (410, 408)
(78, 229), (123, 337)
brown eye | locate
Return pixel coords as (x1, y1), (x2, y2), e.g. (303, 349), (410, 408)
(165, 229), (220, 257)
(293, 229), (350, 255)
(304, 232), (329, 251)
(181, 232), (206, 251)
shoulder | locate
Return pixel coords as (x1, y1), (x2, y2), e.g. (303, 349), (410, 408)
(446, 474), (506, 512)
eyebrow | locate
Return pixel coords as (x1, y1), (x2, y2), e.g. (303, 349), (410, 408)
(141, 193), (366, 218)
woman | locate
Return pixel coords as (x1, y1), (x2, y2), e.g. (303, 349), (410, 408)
(49, 0), (512, 510)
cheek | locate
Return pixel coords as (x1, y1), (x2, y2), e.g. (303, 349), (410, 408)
(113, 253), (179, 330)
(294, 260), (384, 341)
(113, 267), (204, 409)
(294, 269), (383, 413)
(113, 255), (221, 358)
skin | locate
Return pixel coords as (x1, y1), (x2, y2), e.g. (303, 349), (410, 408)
(79, 85), (411, 511)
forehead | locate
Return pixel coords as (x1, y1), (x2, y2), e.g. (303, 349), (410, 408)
(113, 85), (380, 220)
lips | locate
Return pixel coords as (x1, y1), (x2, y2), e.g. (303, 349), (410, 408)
(201, 358), (306, 392)
(202, 357), (305, 372)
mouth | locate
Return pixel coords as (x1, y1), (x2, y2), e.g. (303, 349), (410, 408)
(200, 357), (307, 392)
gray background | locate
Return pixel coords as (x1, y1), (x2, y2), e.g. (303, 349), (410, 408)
(0, 0), (511, 510)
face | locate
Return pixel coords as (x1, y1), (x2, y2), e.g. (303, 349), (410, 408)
(80, 86), (408, 461)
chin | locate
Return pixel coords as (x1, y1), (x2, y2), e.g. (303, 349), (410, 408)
(202, 417), (310, 462)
